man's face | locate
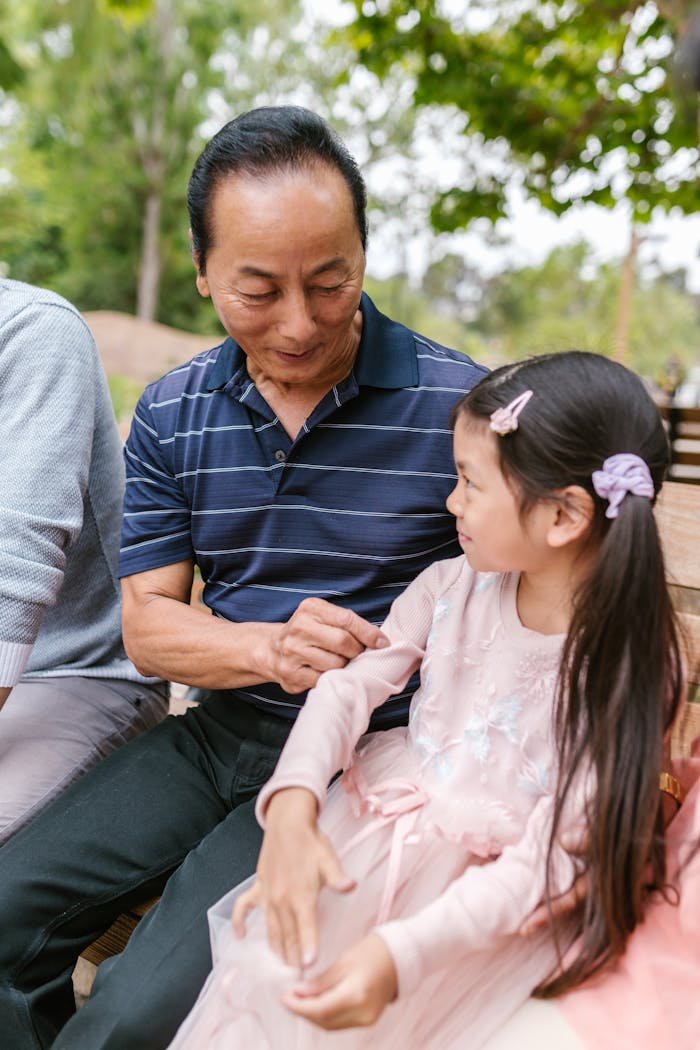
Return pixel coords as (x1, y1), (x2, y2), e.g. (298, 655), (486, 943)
(196, 164), (366, 390)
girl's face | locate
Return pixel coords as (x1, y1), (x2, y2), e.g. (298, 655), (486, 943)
(446, 415), (550, 574)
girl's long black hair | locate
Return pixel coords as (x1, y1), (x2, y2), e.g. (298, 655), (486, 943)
(455, 351), (684, 995)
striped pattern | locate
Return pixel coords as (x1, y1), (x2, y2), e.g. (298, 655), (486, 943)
(119, 294), (486, 724)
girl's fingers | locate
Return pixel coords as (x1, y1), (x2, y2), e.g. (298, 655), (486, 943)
(519, 876), (587, 935)
(278, 902), (303, 969)
(265, 905), (285, 963)
(321, 851), (356, 894)
(231, 883), (260, 937)
(287, 964), (339, 999)
(282, 980), (352, 1029)
(295, 898), (320, 969)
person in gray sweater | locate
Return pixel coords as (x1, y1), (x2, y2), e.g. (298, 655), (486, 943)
(0, 278), (168, 842)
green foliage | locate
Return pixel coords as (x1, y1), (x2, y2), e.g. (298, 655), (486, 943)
(0, 37), (23, 88)
(108, 373), (145, 422)
(0, 0), (303, 326)
(364, 271), (487, 361)
(467, 243), (700, 377)
(342, 1), (700, 229)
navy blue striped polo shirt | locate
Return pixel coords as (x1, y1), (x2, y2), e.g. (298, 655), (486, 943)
(119, 293), (487, 726)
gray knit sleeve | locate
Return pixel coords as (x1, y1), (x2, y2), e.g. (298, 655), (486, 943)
(0, 296), (98, 685)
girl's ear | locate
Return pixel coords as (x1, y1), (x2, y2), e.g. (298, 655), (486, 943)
(547, 485), (594, 549)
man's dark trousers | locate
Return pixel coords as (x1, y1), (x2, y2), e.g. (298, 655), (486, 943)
(0, 696), (292, 1049)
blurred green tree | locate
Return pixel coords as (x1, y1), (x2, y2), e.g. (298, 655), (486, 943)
(341, 1), (699, 364)
(0, 0), (301, 327)
(469, 242), (699, 377)
(342, 1), (699, 227)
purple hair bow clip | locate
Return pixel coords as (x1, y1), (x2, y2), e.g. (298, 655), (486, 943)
(489, 390), (534, 436)
(591, 453), (654, 519)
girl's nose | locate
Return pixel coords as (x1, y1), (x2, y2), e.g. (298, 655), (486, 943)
(446, 485), (461, 516)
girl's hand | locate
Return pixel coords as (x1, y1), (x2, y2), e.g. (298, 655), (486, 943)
(281, 933), (398, 1030)
(232, 787), (355, 969)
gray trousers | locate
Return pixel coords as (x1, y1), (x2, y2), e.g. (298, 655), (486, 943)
(0, 675), (168, 843)
(0, 695), (292, 1050)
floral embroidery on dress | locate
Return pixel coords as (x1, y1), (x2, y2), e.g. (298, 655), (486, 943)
(516, 753), (551, 797)
(463, 693), (523, 763)
(515, 649), (559, 706)
(413, 731), (458, 783)
(426, 596), (452, 648)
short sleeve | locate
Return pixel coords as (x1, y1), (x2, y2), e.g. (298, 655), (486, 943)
(118, 391), (194, 577)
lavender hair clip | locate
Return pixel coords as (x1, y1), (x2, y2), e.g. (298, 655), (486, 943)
(489, 390), (534, 436)
(591, 453), (654, 519)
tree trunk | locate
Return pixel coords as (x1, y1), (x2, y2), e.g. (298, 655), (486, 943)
(613, 226), (639, 368)
(137, 191), (163, 322)
(134, 0), (173, 321)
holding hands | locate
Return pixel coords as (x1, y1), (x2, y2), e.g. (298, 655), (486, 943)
(232, 787), (398, 1030)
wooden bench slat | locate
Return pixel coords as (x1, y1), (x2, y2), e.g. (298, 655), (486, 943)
(656, 483), (700, 590)
(80, 898), (157, 966)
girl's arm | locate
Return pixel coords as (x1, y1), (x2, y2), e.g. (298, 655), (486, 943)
(375, 784), (587, 1000)
(255, 557), (458, 824)
(236, 558), (462, 969)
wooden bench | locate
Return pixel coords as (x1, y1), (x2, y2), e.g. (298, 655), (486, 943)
(78, 482), (700, 976)
(660, 405), (700, 486)
(657, 481), (700, 751)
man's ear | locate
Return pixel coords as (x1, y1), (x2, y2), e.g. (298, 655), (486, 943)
(195, 270), (210, 298)
(189, 230), (210, 298)
(547, 485), (594, 549)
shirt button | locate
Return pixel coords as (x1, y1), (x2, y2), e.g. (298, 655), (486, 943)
(274, 449), (286, 462)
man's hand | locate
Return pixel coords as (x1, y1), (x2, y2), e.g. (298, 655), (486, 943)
(281, 933), (398, 1030)
(261, 597), (389, 694)
(232, 788), (355, 969)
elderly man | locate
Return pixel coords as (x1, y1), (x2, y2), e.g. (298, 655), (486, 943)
(0, 107), (485, 1050)
(0, 279), (167, 843)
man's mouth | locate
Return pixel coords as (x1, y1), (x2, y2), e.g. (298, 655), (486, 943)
(275, 346), (316, 362)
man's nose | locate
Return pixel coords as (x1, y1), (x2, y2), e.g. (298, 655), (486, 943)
(277, 291), (317, 344)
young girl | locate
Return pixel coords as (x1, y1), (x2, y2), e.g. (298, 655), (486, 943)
(168, 351), (683, 1049)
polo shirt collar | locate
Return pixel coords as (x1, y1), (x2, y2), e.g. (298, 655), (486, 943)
(205, 292), (418, 393)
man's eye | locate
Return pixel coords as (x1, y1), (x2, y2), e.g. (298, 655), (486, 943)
(313, 284), (343, 294)
(240, 290), (275, 301)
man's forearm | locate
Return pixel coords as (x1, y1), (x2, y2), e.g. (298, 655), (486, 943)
(123, 593), (279, 688)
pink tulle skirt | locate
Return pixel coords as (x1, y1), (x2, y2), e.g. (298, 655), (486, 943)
(168, 730), (559, 1049)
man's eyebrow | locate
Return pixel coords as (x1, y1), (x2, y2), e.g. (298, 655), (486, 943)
(309, 257), (346, 277)
(237, 257), (348, 280)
